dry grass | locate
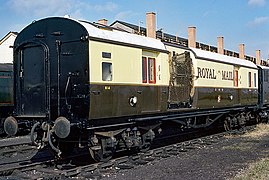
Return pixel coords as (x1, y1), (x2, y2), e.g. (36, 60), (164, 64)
(231, 124), (269, 180)
(232, 158), (269, 180)
(223, 124), (269, 151)
(243, 124), (269, 139)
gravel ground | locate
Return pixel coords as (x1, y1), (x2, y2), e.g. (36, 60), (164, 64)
(102, 128), (269, 180)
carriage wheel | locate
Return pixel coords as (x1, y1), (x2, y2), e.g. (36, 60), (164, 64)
(89, 139), (115, 162)
(140, 141), (151, 153)
(139, 130), (154, 152)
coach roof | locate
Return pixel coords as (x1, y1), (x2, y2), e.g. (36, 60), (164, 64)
(190, 48), (257, 69)
(74, 18), (167, 52)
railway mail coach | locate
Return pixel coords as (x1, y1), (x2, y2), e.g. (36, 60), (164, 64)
(4, 16), (262, 161)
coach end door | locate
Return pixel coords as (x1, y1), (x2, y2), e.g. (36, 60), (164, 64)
(17, 43), (48, 117)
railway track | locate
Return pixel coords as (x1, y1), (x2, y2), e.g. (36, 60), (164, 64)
(0, 135), (31, 148)
(0, 126), (256, 179)
(0, 135), (33, 158)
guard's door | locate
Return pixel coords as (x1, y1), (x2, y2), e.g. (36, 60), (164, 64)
(19, 44), (47, 116)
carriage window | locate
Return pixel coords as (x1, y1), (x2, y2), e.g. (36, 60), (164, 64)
(102, 52), (111, 59)
(142, 57), (147, 83)
(254, 73), (257, 87)
(102, 62), (112, 81)
(234, 70), (238, 87)
(148, 58), (156, 84)
(248, 72), (251, 87)
(142, 57), (156, 84)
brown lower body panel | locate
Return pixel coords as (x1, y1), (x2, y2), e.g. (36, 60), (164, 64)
(193, 87), (258, 109)
(89, 84), (258, 119)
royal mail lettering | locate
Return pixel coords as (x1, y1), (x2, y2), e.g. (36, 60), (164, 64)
(197, 67), (233, 81)
(221, 70), (233, 80)
(197, 67), (216, 79)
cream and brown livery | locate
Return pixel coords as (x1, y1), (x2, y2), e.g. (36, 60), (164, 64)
(165, 45), (258, 109)
(3, 16), (267, 161)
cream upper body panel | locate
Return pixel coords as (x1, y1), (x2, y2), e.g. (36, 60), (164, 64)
(190, 48), (258, 89)
(89, 40), (170, 86)
(194, 59), (258, 89)
(165, 45), (258, 89)
(77, 17), (258, 89)
(65, 17), (170, 86)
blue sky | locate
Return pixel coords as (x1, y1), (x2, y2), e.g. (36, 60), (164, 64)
(1, 0), (269, 59)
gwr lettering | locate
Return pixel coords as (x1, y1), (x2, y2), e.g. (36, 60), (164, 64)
(197, 67), (216, 79)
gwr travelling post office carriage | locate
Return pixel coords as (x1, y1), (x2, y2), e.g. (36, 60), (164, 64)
(3, 16), (266, 161)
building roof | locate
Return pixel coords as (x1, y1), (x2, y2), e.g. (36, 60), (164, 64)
(0, 31), (18, 45)
(111, 20), (146, 33)
(111, 20), (188, 47)
(110, 20), (258, 63)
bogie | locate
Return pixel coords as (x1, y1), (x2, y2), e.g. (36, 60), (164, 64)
(86, 127), (156, 161)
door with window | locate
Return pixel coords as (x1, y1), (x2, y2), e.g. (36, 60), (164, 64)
(141, 57), (160, 112)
